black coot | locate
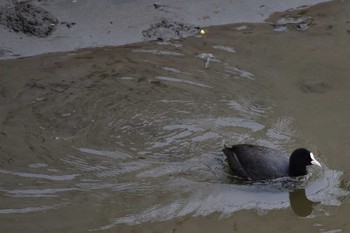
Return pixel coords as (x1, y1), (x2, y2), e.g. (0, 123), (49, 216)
(223, 144), (322, 181)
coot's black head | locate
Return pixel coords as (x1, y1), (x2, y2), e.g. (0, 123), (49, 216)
(288, 148), (322, 177)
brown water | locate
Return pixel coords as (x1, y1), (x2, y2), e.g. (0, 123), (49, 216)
(1, 2), (350, 233)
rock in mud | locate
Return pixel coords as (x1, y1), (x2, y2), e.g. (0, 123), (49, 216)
(142, 18), (199, 41)
(0, 2), (58, 37)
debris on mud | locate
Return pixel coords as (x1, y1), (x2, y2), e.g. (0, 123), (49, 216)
(269, 16), (313, 32)
(196, 53), (220, 69)
(0, 2), (58, 37)
(267, 7), (315, 32)
(60, 21), (76, 29)
(142, 18), (200, 41)
(0, 47), (14, 57)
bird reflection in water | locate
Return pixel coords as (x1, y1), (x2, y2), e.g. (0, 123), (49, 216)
(289, 189), (318, 217)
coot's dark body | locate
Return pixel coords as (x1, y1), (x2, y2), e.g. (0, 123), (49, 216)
(223, 144), (321, 181)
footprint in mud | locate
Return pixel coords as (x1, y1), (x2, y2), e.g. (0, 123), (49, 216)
(299, 80), (332, 94)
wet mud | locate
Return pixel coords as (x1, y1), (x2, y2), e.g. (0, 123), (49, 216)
(0, 0), (330, 59)
(1, 0), (350, 233)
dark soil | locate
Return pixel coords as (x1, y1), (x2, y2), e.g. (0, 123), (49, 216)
(142, 18), (199, 41)
(0, 2), (58, 37)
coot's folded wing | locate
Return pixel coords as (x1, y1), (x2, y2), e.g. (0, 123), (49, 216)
(224, 145), (289, 181)
(223, 147), (250, 180)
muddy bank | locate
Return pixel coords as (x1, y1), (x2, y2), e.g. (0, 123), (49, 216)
(0, 0), (329, 59)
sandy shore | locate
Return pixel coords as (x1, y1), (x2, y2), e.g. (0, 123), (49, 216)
(0, 0), (329, 60)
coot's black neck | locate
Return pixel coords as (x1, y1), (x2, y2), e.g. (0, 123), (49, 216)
(288, 160), (307, 177)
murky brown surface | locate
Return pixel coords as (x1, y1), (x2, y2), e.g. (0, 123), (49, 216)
(1, 1), (350, 233)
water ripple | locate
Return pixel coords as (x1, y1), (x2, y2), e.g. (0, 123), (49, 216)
(0, 169), (79, 181)
(212, 45), (236, 53)
(131, 49), (184, 56)
(155, 76), (212, 88)
(2, 188), (79, 198)
(0, 204), (65, 214)
(97, 168), (348, 229)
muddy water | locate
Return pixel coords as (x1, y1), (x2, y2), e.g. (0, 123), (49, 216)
(1, 2), (350, 233)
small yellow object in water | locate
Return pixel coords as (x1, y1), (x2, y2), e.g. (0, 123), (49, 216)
(200, 29), (206, 35)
